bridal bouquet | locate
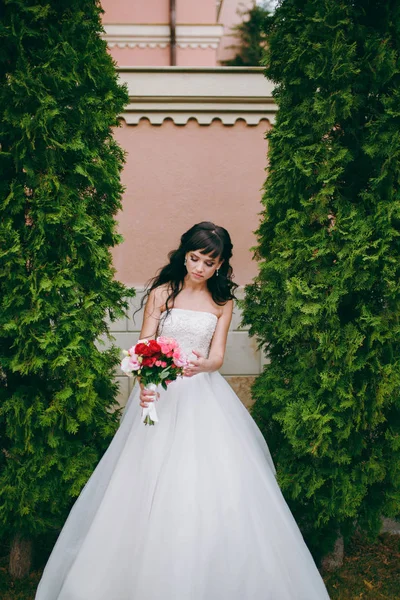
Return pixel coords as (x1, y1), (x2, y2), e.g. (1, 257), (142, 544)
(121, 337), (188, 426)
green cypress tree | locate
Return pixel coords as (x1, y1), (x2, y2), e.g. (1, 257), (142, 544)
(0, 0), (134, 577)
(222, 3), (272, 67)
(242, 0), (400, 560)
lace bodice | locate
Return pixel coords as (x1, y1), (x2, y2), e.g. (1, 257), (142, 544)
(158, 308), (218, 360)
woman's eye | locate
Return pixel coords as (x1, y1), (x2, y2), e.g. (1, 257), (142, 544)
(190, 256), (214, 267)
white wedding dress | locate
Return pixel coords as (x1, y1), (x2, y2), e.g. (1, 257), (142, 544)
(35, 308), (330, 600)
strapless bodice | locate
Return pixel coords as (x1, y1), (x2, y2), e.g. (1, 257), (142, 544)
(158, 308), (218, 360)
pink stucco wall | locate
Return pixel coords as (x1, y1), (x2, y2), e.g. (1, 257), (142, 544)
(111, 118), (271, 287)
(109, 47), (170, 67)
(175, 48), (217, 67)
(101, 0), (217, 24)
(109, 47), (217, 68)
(100, 1), (271, 287)
(101, 0), (169, 24)
(176, 0), (217, 23)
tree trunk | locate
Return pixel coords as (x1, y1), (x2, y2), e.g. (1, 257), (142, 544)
(321, 535), (344, 572)
(9, 533), (32, 579)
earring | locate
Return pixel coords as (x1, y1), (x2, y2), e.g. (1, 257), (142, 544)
(184, 258), (187, 266)
(216, 268), (219, 277)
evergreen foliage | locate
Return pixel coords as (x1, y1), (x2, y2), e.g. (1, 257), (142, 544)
(0, 0), (134, 553)
(242, 0), (400, 559)
(222, 2), (272, 67)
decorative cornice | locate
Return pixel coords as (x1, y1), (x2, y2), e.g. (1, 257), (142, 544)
(103, 24), (224, 50)
(116, 67), (277, 126)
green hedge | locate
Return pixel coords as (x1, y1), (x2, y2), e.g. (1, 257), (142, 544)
(242, 0), (400, 559)
(0, 0), (134, 558)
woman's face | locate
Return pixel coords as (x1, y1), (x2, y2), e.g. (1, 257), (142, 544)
(185, 249), (222, 283)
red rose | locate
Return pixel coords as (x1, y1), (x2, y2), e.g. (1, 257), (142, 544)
(135, 342), (152, 356)
(135, 340), (161, 357)
(142, 356), (157, 367)
(148, 340), (162, 355)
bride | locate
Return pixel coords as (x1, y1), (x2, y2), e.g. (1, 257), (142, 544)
(35, 221), (330, 599)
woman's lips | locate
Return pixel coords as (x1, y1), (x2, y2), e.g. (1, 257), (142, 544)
(193, 273), (203, 278)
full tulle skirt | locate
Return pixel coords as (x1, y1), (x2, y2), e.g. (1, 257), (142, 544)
(35, 372), (330, 600)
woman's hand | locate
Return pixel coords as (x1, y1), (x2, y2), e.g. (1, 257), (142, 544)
(183, 350), (210, 377)
(139, 385), (159, 408)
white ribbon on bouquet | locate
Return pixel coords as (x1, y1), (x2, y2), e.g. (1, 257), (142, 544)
(141, 383), (159, 425)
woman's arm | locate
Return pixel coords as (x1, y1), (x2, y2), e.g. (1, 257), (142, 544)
(184, 300), (233, 376)
(137, 286), (168, 407)
(138, 285), (168, 341)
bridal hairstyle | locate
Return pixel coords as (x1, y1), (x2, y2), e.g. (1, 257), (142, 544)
(136, 221), (239, 321)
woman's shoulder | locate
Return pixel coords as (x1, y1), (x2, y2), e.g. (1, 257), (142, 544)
(208, 298), (233, 319)
(149, 283), (173, 311)
(218, 299), (233, 319)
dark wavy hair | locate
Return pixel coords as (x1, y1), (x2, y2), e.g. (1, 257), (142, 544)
(136, 221), (238, 322)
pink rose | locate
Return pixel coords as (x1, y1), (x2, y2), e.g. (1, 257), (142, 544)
(173, 356), (187, 368)
(157, 336), (179, 354)
(121, 355), (141, 374)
